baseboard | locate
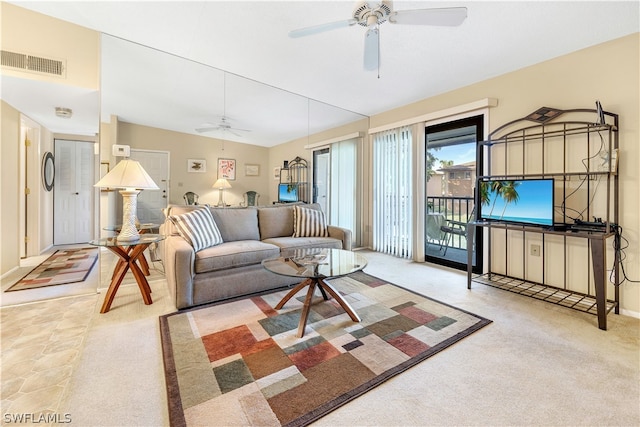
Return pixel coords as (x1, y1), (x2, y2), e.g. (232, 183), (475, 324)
(0, 266), (19, 280)
(619, 308), (640, 319)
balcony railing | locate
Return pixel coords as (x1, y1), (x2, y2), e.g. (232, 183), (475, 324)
(426, 196), (474, 252)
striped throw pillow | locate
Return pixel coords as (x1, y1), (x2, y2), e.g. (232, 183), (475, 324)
(293, 205), (329, 238)
(169, 207), (223, 251)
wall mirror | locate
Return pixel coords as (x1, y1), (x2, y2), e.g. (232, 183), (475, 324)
(100, 34), (368, 148)
(42, 151), (55, 192)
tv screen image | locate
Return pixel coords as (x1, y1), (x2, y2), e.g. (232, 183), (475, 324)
(479, 178), (554, 226)
(278, 183), (298, 203)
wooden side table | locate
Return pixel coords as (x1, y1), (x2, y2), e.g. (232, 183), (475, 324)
(89, 234), (165, 313)
(103, 223), (159, 276)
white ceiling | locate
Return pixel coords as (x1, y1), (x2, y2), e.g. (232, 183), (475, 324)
(3, 1), (639, 147)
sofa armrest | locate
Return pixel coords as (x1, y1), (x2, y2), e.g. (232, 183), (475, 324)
(162, 234), (196, 309)
(327, 225), (352, 251)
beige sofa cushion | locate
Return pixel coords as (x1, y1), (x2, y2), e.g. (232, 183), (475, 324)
(258, 203), (323, 239)
(194, 240), (279, 274)
(210, 207), (260, 242)
(257, 204), (295, 239)
(261, 236), (342, 251)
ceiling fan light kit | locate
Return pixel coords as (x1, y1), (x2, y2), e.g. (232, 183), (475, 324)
(289, 1), (467, 72)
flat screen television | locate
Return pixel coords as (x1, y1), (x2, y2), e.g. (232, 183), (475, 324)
(479, 178), (554, 226)
(278, 183), (299, 203)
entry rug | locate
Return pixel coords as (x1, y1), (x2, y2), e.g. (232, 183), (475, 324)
(5, 248), (99, 292)
(160, 272), (491, 427)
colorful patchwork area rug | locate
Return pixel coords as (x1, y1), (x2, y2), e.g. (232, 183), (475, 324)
(160, 271), (491, 427)
(5, 247), (99, 292)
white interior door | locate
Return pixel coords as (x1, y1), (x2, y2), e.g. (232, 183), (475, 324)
(54, 139), (95, 244)
(130, 150), (169, 224)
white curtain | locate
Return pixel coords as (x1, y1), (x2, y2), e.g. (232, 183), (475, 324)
(330, 139), (356, 232)
(373, 126), (413, 258)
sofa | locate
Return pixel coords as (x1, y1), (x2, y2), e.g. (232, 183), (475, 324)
(160, 203), (352, 309)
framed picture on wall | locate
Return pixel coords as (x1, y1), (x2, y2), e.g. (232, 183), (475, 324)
(245, 164), (259, 176)
(218, 158), (236, 180)
(187, 159), (206, 173)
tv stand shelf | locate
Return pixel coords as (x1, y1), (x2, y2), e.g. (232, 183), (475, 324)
(471, 273), (618, 315)
(468, 107), (620, 330)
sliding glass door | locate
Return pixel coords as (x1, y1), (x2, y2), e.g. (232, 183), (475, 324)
(312, 139), (357, 241)
(425, 115), (483, 272)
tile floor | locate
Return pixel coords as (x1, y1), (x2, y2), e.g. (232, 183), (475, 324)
(0, 247), (163, 425)
(0, 294), (98, 423)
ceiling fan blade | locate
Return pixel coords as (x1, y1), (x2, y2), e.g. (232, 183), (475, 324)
(227, 129), (245, 138)
(363, 27), (379, 71)
(195, 126), (219, 133)
(289, 18), (357, 38)
(390, 7), (468, 26)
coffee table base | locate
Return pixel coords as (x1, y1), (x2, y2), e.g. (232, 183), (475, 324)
(275, 277), (361, 338)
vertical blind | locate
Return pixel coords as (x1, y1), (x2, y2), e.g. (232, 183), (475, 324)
(330, 139), (356, 233)
(373, 126), (413, 258)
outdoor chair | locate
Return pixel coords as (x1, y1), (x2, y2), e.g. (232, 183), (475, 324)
(439, 207), (475, 255)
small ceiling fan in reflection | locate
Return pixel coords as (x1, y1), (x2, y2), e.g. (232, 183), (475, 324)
(288, 1), (467, 72)
(195, 72), (251, 138)
(196, 116), (251, 138)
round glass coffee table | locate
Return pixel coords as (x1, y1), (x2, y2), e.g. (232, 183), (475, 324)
(262, 248), (367, 337)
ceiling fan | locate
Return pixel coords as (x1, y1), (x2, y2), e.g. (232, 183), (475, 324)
(289, 1), (467, 71)
(196, 116), (251, 138)
(195, 71), (251, 137)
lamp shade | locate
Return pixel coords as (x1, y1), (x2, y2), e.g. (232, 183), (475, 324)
(95, 159), (159, 190)
(212, 178), (232, 189)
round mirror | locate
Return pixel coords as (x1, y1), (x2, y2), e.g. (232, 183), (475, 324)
(42, 151), (54, 192)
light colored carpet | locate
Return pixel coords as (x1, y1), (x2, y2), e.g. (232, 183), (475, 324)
(2, 249), (639, 426)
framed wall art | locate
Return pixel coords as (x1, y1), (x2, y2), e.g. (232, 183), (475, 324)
(245, 164), (260, 176)
(218, 158), (236, 180)
(187, 159), (206, 173)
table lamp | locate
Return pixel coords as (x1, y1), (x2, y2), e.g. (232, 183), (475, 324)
(95, 159), (159, 242)
(213, 178), (232, 207)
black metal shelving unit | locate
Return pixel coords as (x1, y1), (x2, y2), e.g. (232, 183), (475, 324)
(466, 107), (620, 330)
(279, 156), (309, 203)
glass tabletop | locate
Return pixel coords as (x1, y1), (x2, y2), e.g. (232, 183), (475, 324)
(103, 223), (159, 232)
(89, 234), (165, 247)
(262, 248), (367, 279)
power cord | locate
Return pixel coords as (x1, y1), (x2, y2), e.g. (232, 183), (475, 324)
(610, 224), (640, 285)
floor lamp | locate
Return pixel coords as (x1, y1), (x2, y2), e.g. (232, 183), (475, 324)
(95, 159), (159, 242)
(213, 178), (232, 207)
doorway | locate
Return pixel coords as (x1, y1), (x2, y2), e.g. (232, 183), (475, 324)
(54, 139), (95, 245)
(129, 149), (169, 224)
(425, 115), (483, 272)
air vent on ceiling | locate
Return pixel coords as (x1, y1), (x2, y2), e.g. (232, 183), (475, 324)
(1, 50), (66, 77)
